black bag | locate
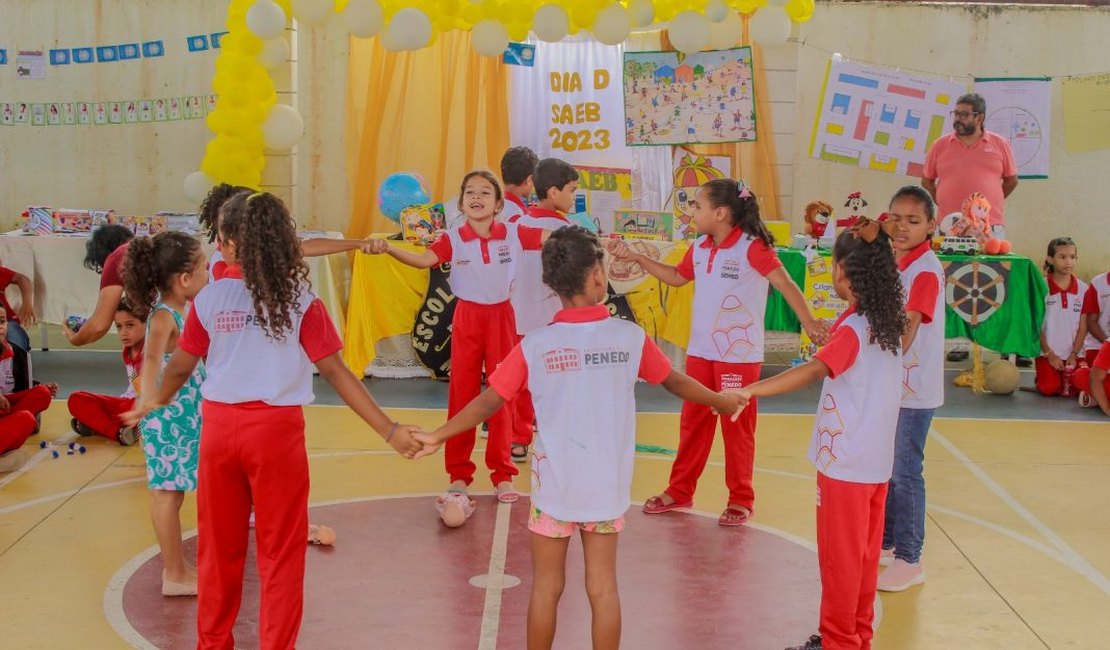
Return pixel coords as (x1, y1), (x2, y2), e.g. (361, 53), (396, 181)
(411, 262), (455, 380)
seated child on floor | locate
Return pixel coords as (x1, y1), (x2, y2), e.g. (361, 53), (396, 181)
(67, 299), (145, 445)
(0, 312), (57, 471)
(0, 263), (36, 352)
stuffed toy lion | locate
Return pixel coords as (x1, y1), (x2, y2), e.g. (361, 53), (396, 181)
(803, 200), (833, 238)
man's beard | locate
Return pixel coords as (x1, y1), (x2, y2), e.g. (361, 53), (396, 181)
(954, 122), (977, 136)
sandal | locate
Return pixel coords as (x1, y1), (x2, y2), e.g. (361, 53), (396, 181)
(510, 443), (529, 462)
(718, 505), (752, 527)
(642, 494), (693, 514)
(495, 481), (520, 503)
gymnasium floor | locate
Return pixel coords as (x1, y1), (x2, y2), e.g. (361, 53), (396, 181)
(1, 350), (1107, 649)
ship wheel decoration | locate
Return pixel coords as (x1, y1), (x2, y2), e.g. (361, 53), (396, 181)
(944, 260), (1010, 326)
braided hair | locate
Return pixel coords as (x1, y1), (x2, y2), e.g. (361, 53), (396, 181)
(542, 227), (605, 298)
(219, 192), (310, 340)
(832, 224), (906, 354)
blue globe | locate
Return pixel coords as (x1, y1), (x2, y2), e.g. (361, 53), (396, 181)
(378, 173), (430, 223)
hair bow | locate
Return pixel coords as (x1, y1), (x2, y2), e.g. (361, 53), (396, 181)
(737, 180), (752, 199)
(849, 217), (884, 243)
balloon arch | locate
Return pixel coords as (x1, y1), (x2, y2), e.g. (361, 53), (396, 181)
(183, 0), (815, 202)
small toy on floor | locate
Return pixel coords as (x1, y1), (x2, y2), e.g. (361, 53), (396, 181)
(39, 440), (87, 457)
(436, 491), (476, 528)
(308, 524), (336, 546)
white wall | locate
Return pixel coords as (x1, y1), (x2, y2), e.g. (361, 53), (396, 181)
(789, 1), (1110, 276)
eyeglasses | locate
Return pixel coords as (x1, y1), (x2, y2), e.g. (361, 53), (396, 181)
(950, 110), (980, 119)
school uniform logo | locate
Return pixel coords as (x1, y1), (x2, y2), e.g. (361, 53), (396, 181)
(718, 258), (742, 280)
(496, 244), (513, 264)
(213, 309), (266, 332)
(583, 347), (631, 367)
(542, 348), (581, 373)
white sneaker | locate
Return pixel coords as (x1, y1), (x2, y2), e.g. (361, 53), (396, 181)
(879, 547), (895, 567)
(877, 558), (926, 592)
(1078, 391), (1096, 408)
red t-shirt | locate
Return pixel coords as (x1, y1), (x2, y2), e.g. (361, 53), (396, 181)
(100, 242), (130, 289)
(0, 267), (18, 322)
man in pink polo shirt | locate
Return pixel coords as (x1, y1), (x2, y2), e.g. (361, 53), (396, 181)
(922, 93), (1020, 362)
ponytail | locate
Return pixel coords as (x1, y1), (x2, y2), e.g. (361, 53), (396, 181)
(699, 178), (774, 246)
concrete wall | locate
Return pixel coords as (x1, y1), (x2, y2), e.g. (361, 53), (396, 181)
(790, 1), (1110, 276)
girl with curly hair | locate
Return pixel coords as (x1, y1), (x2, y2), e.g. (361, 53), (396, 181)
(614, 178), (829, 527)
(126, 192), (423, 649)
(737, 219), (907, 650)
(122, 230), (209, 597)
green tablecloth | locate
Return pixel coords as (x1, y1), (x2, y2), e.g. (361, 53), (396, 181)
(768, 249), (1046, 357)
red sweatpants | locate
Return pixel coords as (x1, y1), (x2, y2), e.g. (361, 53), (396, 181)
(67, 392), (132, 441)
(511, 334), (536, 447)
(665, 357), (761, 509)
(196, 401), (309, 650)
(1035, 356), (1065, 396)
(0, 386), (52, 453)
(1074, 366), (1110, 395)
(445, 300), (518, 486)
(816, 472), (887, 650)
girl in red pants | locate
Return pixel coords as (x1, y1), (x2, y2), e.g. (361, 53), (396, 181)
(739, 220), (907, 650)
(0, 311), (56, 465)
(126, 192), (423, 650)
(368, 170), (548, 524)
(1036, 237), (1088, 396)
(614, 179), (828, 526)
(67, 299), (145, 445)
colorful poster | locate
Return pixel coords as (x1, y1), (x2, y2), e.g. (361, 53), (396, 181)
(612, 210), (673, 240)
(810, 60), (966, 176)
(574, 165), (633, 234)
(1061, 72), (1110, 154)
(670, 148), (731, 241)
(973, 78), (1051, 179)
(799, 253), (849, 361)
(15, 50), (46, 80)
(623, 48), (756, 146)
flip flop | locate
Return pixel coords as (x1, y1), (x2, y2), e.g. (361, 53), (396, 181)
(642, 494), (693, 514)
(510, 443), (529, 462)
(496, 482), (520, 503)
(718, 505), (752, 527)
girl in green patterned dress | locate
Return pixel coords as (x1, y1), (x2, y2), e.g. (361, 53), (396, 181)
(122, 231), (208, 596)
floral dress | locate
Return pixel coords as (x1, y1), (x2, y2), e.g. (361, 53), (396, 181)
(140, 303), (205, 491)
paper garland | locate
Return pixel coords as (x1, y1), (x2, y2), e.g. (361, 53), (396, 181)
(0, 95), (218, 126)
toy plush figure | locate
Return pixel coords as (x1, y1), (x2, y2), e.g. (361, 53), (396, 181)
(803, 200), (834, 238)
(958, 192), (1012, 254)
(837, 191), (868, 229)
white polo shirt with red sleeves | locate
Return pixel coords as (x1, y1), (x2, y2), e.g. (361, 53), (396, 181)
(923, 130), (1017, 227)
(809, 309), (903, 484)
(427, 221), (543, 305)
(510, 207), (574, 335)
(177, 266), (344, 406)
(898, 241), (945, 409)
(675, 228), (782, 363)
(489, 304), (672, 522)
(500, 192), (528, 223)
(1042, 274), (1088, 359)
(208, 248), (228, 281)
(1083, 271), (1110, 351)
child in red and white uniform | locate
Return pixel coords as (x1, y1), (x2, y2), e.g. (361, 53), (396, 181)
(0, 263), (36, 352)
(414, 227), (744, 650)
(1075, 340), (1110, 416)
(0, 311), (58, 469)
(367, 170), (547, 520)
(738, 219), (907, 650)
(126, 192), (422, 650)
(500, 146), (538, 223)
(1036, 237), (1088, 396)
(877, 186), (946, 593)
(614, 179), (828, 526)
(67, 299), (145, 445)
(508, 158), (578, 461)
(1082, 267), (1110, 367)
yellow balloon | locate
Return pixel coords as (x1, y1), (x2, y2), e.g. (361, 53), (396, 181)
(737, 0), (758, 14)
(785, 0), (814, 22)
(570, 0), (598, 29)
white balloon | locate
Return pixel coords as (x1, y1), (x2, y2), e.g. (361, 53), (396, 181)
(471, 20), (509, 57)
(593, 4), (631, 46)
(262, 104), (304, 150)
(292, 0), (332, 26)
(258, 37), (290, 69)
(183, 171), (215, 204)
(706, 0), (730, 22)
(342, 0), (384, 38)
(532, 4), (569, 43)
(627, 0), (655, 28)
(668, 11), (710, 55)
(382, 7), (432, 51)
(750, 8), (792, 46)
(246, 0), (286, 40)
(708, 11), (743, 50)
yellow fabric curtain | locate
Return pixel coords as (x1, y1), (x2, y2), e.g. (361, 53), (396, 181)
(660, 17), (782, 219)
(345, 31), (511, 238)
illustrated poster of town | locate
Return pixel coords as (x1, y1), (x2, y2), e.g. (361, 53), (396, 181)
(623, 48), (756, 146)
(809, 60), (966, 176)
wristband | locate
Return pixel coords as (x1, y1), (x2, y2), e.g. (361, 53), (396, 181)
(385, 421), (398, 442)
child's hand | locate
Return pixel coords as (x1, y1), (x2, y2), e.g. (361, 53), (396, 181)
(712, 389), (749, 421)
(387, 423), (424, 458)
(804, 318), (831, 346)
(411, 429), (444, 459)
(1046, 351), (1064, 371)
(17, 303), (36, 326)
(607, 240), (633, 261)
(1066, 354), (1078, 370)
(0, 394), (9, 413)
(61, 323), (76, 343)
(44, 382), (59, 397)
(121, 398), (162, 426)
(362, 239), (389, 255)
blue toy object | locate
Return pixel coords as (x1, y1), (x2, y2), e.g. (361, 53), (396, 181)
(378, 173), (430, 223)
(65, 315), (87, 333)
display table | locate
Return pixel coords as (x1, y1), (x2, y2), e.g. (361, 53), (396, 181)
(342, 240), (1046, 376)
(0, 232), (350, 346)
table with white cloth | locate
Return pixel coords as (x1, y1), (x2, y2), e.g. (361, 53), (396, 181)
(0, 231), (350, 347)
